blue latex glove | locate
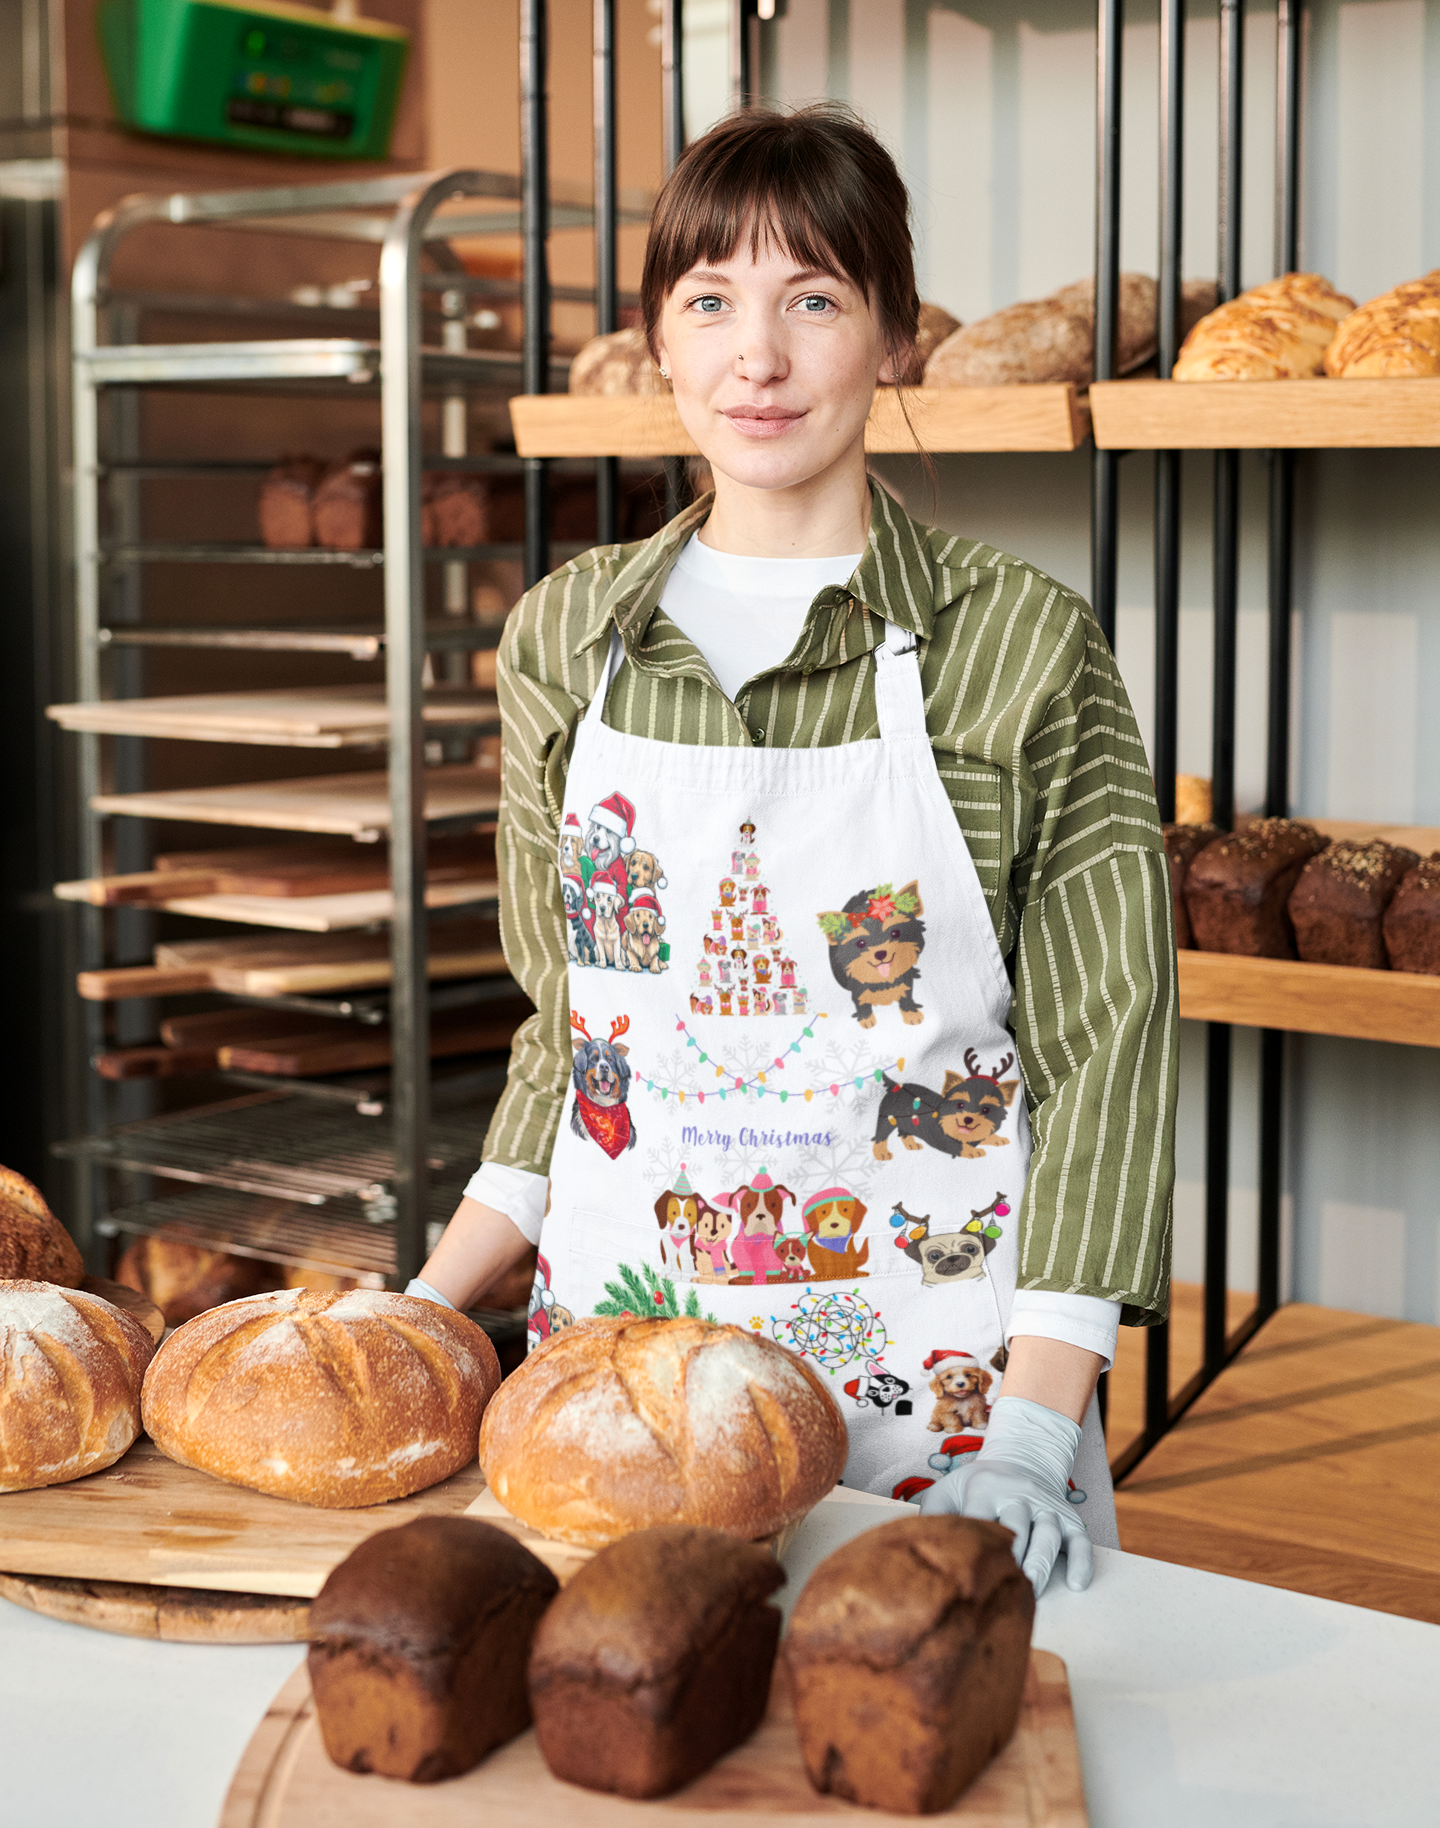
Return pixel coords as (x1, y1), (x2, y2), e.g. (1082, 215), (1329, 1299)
(918, 1395), (1093, 1596)
(403, 1277), (456, 1309)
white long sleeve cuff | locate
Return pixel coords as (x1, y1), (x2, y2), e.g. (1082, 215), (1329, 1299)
(1007, 1290), (1121, 1371)
(462, 1161), (549, 1245)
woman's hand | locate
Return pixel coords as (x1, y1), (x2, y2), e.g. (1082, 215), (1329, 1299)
(406, 1195), (536, 1311)
(919, 1335), (1104, 1596)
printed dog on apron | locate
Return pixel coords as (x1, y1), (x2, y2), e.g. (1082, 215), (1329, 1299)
(536, 619), (1104, 1511)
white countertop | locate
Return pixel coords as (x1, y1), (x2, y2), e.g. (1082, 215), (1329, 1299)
(4, 1495), (1438, 1828)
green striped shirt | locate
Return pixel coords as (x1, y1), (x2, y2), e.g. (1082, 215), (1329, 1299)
(487, 485), (1176, 1327)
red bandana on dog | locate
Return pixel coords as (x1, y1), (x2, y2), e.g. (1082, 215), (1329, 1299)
(574, 1089), (632, 1160)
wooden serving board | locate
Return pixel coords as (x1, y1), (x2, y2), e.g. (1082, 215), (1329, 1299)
(150, 876), (499, 932)
(0, 1571), (310, 1644)
(221, 1652), (1084, 1828)
(89, 764), (500, 838)
(80, 1275), (165, 1344)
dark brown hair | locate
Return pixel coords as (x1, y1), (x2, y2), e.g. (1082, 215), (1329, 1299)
(640, 104), (919, 377)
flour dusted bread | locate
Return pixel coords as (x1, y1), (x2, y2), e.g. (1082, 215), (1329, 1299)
(141, 1287), (500, 1508)
(1289, 838), (1419, 969)
(0, 1167), (83, 1288)
(1, 1279), (155, 1492)
(1325, 270), (1440, 377)
(479, 1316), (846, 1548)
(569, 325), (670, 395)
(1172, 272), (1355, 379)
(529, 1525), (784, 1798)
(308, 1517), (557, 1782)
(115, 1234), (281, 1325)
(785, 1515), (1034, 1815)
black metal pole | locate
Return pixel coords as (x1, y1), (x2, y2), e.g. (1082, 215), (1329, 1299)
(522, 0), (552, 587)
(1143, 0), (1185, 1454)
(1256, 0), (1304, 1330)
(662, 0), (687, 523)
(733, 1), (759, 111)
(1090, 0), (1123, 650)
(1204, 0), (1244, 1382)
(594, 0), (620, 547)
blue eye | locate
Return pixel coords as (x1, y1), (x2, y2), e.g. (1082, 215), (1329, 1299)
(694, 295), (724, 314)
(799, 294), (833, 313)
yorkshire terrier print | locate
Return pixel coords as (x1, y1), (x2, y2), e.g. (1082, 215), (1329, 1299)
(568, 1010), (636, 1158)
(818, 880), (925, 1027)
(872, 1050), (1020, 1161)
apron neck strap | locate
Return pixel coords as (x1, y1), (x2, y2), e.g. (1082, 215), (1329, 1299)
(874, 617), (927, 741)
(583, 627), (625, 731)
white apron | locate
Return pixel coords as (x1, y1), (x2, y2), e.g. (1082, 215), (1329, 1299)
(533, 618), (1113, 1522)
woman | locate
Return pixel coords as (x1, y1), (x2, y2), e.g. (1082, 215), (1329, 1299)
(410, 105), (1177, 1597)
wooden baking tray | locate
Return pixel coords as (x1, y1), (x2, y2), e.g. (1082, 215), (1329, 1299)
(0, 1571), (310, 1644)
(221, 1650), (1085, 1827)
(90, 764), (499, 838)
(48, 686), (498, 749)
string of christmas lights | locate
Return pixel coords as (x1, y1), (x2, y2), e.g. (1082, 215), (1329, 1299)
(637, 1012), (907, 1105)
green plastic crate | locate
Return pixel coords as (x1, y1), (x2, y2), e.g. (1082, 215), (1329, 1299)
(98, 0), (410, 161)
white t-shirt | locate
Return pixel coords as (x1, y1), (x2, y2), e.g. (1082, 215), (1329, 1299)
(464, 532), (1120, 1367)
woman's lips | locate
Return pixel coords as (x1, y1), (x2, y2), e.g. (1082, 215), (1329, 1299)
(722, 407), (806, 440)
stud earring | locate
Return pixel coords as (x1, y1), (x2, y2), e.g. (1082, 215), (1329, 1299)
(659, 364), (671, 380)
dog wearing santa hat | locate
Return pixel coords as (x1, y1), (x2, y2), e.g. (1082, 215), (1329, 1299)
(622, 886), (668, 974)
(583, 790), (637, 877)
(923, 1348), (993, 1435)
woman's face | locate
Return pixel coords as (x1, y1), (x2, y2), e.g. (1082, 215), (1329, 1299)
(655, 230), (894, 495)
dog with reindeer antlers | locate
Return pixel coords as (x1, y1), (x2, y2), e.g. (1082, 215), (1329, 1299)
(872, 1047), (1022, 1162)
(569, 1011), (637, 1159)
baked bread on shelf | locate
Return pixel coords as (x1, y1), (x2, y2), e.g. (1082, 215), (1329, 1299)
(141, 1287), (501, 1508)
(1175, 773), (1213, 825)
(258, 456), (325, 548)
(1383, 854), (1440, 974)
(115, 1234), (282, 1325)
(0, 1166), (84, 1288)
(1, 1279), (155, 1492)
(924, 274), (1215, 387)
(1183, 818), (1327, 957)
(1162, 823), (1219, 950)
(420, 473), (489, 548)
(312, 451), (383, 550)
(894, 301), (962, 383)
(308, 1517), (558, 1783)
(1325, 270), (1440, 378)
(528, 1524), (785, 1799)
(785, 1514), (1034, 1815)
(568, 325), (670, 396)
(1288, 838), (1420, 969)
(479, 1316), (847, 1548)
(1172, 272), (1355, 379)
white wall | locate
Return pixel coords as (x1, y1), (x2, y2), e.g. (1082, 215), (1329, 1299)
(761, 0), (1440, 1325)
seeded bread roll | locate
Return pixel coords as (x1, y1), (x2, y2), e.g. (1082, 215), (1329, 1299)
(141, 1288), (500, 1508)
(786, 1515), (1034, 1815)
(0, 1168), (83, 1288)
(257, 456), (323, 548)
(115, 1234), (282, 1325)
(1325, 270), (1440, 378)
(313, 451), (382, 550)
(1383, 854), (1440, 975)
(479, 1316), (846, 1548)
(1, 1280), (155, 1491)
(1183, 819), (1326, 957)
(1162, 823), (1219, 949)
(1289, 838), (1419, 969)
(529, 1525), (784, 1798)
(308, 1517), (558, 1783)
(1172, 272), (1355, 379)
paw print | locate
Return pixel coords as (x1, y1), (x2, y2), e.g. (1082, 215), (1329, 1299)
(749, 1316), (764, 1331)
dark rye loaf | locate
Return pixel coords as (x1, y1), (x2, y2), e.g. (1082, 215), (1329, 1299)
(1383, 854), (1440, 974)
(1162, 823), (1219, 949)
(1289, 838), (1419, 970)
(1184, 818), (1326, 958)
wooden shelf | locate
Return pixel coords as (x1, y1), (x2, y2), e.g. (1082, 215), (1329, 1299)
(55, 876), (498, 932)
(49, 686), (498, 749)
(509, 384), (1089, 458)
(1177, 950), (1440, 1048)
(1090, 376), (1440, 449)
(90, 765), (499, 838)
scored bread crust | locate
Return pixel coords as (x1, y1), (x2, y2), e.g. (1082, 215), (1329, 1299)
(479, 1317), (847, 1548)
(1173, 272), (1355, 380)
(141, 1288), (501, 1509)
(0, 1168), (84, 1288)
(1, 1279), (156, 1492)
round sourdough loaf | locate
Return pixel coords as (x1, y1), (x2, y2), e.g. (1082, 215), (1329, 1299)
(1, 1279), (156, 1492)
(479, 1317), (847, 1548)
(141, 1288), (501, 1509)
(0, 1167), (84, 1288)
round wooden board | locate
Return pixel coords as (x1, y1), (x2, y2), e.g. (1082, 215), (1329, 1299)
(0, 1570), (310, 1643)
(220, 1651), (1086, 1827)
(81, 1274), (165, 1344)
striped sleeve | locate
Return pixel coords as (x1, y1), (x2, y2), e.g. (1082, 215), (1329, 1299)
(1008, 606), (1179, 1327)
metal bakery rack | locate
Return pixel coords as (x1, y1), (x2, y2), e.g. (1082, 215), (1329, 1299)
(57, 165), (640, 1299)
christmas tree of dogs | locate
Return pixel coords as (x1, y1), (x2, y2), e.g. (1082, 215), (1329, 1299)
(690, 818), (810, 1018)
